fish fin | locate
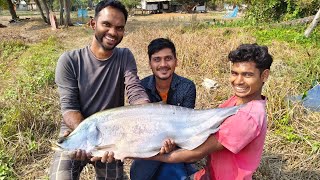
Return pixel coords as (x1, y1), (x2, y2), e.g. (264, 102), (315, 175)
(155, 101), (165, 104)
(93, 144), (116, 150)
(51, 143), (63, 151)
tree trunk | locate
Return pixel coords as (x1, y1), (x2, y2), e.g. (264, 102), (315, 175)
(305, 8), (320, 38)
(88, 0), (93, 9)
(64, 0), (72, 27)
(41, 0), (51, 25)
(59, 0), (64, 25)
(6, 0), (18, 20)
(34, 0), (48, 23)
(49, 0), (54, 11)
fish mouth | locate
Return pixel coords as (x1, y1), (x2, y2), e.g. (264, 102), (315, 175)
(51, 141), (63, 152)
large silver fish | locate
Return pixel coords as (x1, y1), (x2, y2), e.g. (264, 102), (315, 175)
(54, 103), (239, 160)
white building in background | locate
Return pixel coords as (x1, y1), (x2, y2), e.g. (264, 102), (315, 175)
(140, 0), (171, 13)
(17, 0), (27, 11)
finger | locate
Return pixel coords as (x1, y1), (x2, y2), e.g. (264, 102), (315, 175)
(159, 147), (165, 155)
(163, 139), (169, 146)
(169, 139), (175, 149)
(69, 151), (76, 159)
(86, 152), (92, 159)
(165, 145), (171, 153)
(63, 130), (71, 137)
(75, 149), (82, 160)
(170, 139), (175, 146)
(170, 139), (176, 149)
(101, 151), (108, 163)
(90, 156), (101, 162)
(80, 150), (87, 161)
(107, 151), (115, 163)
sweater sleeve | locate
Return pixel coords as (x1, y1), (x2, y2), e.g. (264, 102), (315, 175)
(181, 81), (196, 108)
(123, 49), (150, 104)
(55, 52), (81, 114)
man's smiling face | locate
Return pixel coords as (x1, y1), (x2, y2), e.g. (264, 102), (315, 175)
(230, 61), (269, 104)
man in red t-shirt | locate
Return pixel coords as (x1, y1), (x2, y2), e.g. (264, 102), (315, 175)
(149, 43), (273, 180)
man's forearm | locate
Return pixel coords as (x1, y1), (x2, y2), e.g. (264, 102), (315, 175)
(62, 110), (84, 130)
(132, 99), (150, 105)
(146, 134), (225, 163)
(148, 149), (200, 163)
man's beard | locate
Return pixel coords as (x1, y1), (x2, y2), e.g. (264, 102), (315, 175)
(95, 34), (123, 51)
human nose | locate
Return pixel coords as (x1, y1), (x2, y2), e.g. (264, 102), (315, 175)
(108, 27), (117, 36)
(159, 59), (167, 66)
(233, 75), (244, 84)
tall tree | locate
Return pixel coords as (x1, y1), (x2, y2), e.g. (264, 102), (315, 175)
(34, 0), (49, 23)
(64, 0), (72, 26)
(41, 0), (51, 25)
(59, 0), (64, 25)
(5, 0), (18, 20)
(121, 0), (140, 14)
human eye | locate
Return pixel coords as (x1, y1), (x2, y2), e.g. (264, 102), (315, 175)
(231, 71), (237, 76)
(102, 22), (111, 27)
(165, 56), (174, 61)
(152, 57), (161, 62)
(117, 26), (125, 32)
(244, 73), (253, 77)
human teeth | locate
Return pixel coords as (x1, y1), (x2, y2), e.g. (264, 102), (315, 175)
(106, 36), (115, 41)
(235, 87), (246, 91)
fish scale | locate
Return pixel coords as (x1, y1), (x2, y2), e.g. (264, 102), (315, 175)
(55, 103), (240, 160)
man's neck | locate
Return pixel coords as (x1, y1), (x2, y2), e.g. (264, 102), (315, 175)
(236, 94), (263, 105)
(90, 38), (113, 60)
(155, 78), (172, 93)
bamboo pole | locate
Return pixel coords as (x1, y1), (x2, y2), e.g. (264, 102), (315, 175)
(304, 8), (320, 38)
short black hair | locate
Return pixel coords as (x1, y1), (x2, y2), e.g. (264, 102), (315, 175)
(94, 0), (128, 22)
(148, 38), (177, 61)
(228, 43), (273, 72)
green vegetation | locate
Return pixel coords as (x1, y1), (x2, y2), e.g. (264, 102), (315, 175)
(245, 0), (320, 23)
(0, 7), (319, 179)
(0, 37), (64, 179)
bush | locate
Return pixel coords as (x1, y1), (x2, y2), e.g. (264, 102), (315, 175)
(245, 0), (320, 23)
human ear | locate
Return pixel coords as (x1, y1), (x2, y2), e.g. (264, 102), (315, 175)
(90, 18), (96, 30)
(261, 69), (270, 82)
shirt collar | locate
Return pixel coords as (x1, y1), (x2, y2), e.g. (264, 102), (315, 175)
(146, 73), (180, 93)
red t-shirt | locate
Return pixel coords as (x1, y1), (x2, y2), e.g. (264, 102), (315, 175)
(195, 96), (267, 180)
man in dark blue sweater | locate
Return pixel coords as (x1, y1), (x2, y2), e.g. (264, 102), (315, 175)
(130, 38), (197, 180)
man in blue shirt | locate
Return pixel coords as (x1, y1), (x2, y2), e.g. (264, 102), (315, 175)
(130, 38), (197, 180)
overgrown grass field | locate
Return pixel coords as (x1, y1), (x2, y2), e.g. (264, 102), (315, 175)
(0, 13), (319, 179)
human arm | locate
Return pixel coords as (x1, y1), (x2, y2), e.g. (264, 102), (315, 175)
(181, 81), (196, 108)
(55, 53), (91, 160)
(147, 134), (224, 163)
(55, 52), (83, 128)
(123, 49), (150, 104)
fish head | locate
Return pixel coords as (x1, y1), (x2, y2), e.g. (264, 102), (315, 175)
(54, 119), (102, 152)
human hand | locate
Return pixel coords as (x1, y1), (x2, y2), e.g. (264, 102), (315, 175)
(58, 130), (91, 161)
(90, 151), (115, 163)
(69, 149), (92, 161)
(57, 130), (72, 143)
(159, 139), (176, 154)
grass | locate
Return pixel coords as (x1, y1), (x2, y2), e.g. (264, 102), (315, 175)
(0, 36), (64, 179)
(0, 13), (319, 179)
